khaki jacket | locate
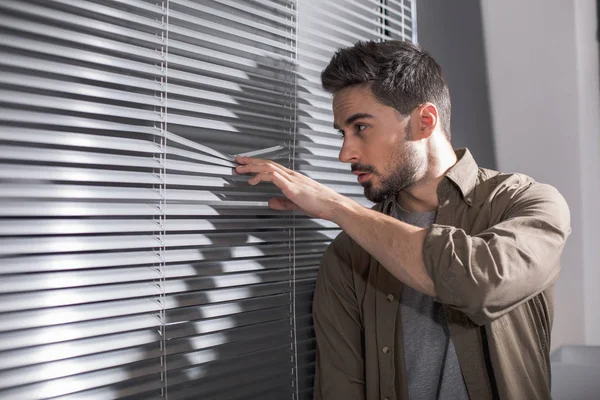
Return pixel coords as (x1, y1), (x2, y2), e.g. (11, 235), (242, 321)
(313, 149), (571, 400)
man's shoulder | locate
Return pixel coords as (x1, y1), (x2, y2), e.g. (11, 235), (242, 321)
(473, 167), (565, 212)
(477, 167), (535, 186)
(474, 167), (538, 198)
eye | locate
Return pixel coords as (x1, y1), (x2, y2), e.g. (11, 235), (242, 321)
(356, 123), (368, 132)
(337, 129), (345, 138)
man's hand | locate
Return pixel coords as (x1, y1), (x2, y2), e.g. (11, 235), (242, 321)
(235, 155), (347, 220)
(236, 155), (436, 296)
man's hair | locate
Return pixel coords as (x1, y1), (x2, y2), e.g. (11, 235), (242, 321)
(321, 40), (452, 139)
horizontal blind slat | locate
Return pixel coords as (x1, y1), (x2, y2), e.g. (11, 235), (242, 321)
(0, 72), (159, 107)
(0, 109), (161, 135)
(0, 217), (336, 236)
(0, 146), (162, 169)
(0, 128), (161, 152)
(0, 53), (161, 91)
(168, 7), (294, 45)
(0, 285), (293, 332)
(94, 0), (164, 15)
(0, 15), (163, 61)
(0, 314), (159, 351)
(0, 90), (161, 121)
(0, 257), (322, 291)
(0, 1), (163, 45)
(197, 0), (294, 26)
(0, 34), (163, 75)
(48, 0), (164, 26)
(0, 230), (335, 255)
(0, 244), (326, 273)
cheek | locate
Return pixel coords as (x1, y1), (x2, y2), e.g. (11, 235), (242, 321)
(362, 127), (404, 170)
(380, 131), (405, 156)
(367, 131), (396, 155)
(383, 143), (410, 173)
(380, 138), (402, 163)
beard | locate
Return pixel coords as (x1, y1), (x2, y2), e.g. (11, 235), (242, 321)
(353, 141), (424, 204)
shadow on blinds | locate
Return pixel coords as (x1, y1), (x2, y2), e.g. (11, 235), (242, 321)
(112, 51), (338, 399)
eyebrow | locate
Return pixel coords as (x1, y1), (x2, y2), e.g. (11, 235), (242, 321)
(333, 113), (375, 130)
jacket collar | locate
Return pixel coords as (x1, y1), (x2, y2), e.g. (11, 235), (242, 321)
(380, 148), (479, 212)
(444, 148), (479, 205)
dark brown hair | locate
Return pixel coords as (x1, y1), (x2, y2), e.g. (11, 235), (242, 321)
(321, 40), (452, 139)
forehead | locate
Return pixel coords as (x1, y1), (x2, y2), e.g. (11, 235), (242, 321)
(332, 85), (395, 124)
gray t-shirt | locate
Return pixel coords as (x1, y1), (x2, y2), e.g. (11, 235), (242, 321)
(394, 203), (469, 400)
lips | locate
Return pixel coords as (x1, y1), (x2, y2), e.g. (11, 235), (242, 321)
(355, 172), (372, 183)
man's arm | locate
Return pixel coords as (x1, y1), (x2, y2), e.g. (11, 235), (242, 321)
(235, 157), (571, 325)
(331, 200), (436, 296)
(422, 182), (570, 325)
(313, 234), (365, 400)
(330, 181), (570, 325)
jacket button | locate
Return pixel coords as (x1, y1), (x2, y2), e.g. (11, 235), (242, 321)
(382, 346), (390, 354)
(386, 294), (394, 301)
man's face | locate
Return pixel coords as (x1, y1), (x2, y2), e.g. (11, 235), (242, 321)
(333, 84), (425, 203)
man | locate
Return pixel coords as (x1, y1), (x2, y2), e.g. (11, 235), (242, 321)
(235, 40), (570, 399)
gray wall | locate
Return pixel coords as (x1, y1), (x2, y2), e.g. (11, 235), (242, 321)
(417, 0), (496, 169)
(481, 0), (600, 349)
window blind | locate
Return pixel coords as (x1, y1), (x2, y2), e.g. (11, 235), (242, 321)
(0, 0), (416, 399)
(0, 0), (172, 399)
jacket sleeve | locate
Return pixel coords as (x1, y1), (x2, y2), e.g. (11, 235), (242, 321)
(423, 181), (571, 326)
(313, 233), (365, 400)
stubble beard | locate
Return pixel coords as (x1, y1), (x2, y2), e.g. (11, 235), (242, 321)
(362, 142), (423, 203)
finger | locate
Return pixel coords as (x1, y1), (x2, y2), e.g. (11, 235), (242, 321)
(248, 171), (270, 185)
(252, 172), (298, 202)
(236, 155), (294, 174)
(248, 171), (292, 191)
(239, 164), (293, 182)
(235, 163), (268, 174)
(268, 197), (299, 211)
(235, 155), (266, 165)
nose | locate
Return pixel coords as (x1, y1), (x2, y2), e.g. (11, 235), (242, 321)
(338, 137), (359, 164)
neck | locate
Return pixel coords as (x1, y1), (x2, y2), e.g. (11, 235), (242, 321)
(396, 138), (457, 213)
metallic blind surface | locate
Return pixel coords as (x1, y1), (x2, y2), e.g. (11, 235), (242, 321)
(0, 0), (415, 399)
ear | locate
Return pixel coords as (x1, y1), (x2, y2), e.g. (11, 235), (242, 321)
(411, 103), (438, 139)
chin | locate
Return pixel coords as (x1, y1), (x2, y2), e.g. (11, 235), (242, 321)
(364, 186), (389, 204)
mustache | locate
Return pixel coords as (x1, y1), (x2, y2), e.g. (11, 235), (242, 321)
(351, 163), (376, 174)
